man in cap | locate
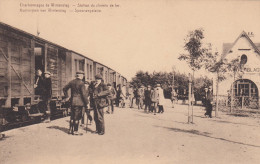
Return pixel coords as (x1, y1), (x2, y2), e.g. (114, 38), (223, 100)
(41, 71), (52, 122)
(63, 71), (88, 135)
(92, 74), (110, 135)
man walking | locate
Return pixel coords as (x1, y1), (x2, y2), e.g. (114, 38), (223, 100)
(93, 74), (110, 135)
(204, 86), (213, 118)
(63, 71), (88, 135)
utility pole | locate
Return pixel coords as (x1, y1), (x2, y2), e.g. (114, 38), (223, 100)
(188, 73), (192, 123)
(215, 73), (219, 117)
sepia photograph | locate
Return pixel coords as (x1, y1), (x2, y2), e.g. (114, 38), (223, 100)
(0, 0), (260, 163)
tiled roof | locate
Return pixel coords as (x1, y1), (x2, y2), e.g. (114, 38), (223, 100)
(255, 43), (260, 50)
(222, 43), (232, 58)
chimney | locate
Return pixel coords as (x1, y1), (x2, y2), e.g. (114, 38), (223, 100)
(248, 32), (254, 37)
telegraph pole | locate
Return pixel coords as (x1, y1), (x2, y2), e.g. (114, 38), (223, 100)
(188, 73), (192, 123)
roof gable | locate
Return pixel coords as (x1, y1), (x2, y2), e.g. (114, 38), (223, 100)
(221, 31), (260, 60)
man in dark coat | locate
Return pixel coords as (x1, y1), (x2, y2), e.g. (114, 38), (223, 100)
(42, 71), (52, 122)
(106, 83), (116, 114)
(92, 74), (110, 135)
(144, 85), (152, 113)
(63, 71), (88, 135)
(204, 86), (213, 118)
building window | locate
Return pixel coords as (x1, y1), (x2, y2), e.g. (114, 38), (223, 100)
(240, 54), (247, 65)
(232, 79), (258, 97)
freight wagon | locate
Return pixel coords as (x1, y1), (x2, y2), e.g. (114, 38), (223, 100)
(0, 22), (127, 129)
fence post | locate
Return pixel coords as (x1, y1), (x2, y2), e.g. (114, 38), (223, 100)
(242, 96), (244, 109)
(230, 82), (233, 112)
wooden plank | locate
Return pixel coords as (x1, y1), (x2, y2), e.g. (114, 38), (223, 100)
(30, 39), (35, 104)
(11, 56), (20, 64)
(0, 40), (8, 48)
(0, 78), (7, 83)
(44, 43), (47, 73)
(19, 44), (23, 105)
(6, 42), (11, 107)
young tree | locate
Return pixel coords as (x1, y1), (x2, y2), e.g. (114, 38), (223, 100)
(178, 28), (208, 121)
(204, 51), (228, 116)
(226, 57), (244, 112)
(178, 28), (207, 72)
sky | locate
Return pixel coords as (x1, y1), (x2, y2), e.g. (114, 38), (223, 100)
(1, 0), (260, 81)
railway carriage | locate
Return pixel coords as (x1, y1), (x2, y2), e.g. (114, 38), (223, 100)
(0, 22), (127, 128)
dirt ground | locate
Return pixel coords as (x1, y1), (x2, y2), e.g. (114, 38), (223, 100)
(1, 100), (260, 164)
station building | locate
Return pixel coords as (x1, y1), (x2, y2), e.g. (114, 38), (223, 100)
(215, 31), (260, 109)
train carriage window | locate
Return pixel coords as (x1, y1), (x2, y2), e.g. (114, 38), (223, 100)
(90, 65), (93, 80)
(75, 60), (78, 72)
(79, 60), (84, 71)
(87, 64), (89, 80)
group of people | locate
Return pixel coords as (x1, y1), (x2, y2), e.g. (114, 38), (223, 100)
(32, 68), (213, 137)
(128, 84), (168, 115)
(63, 71), (123, 136)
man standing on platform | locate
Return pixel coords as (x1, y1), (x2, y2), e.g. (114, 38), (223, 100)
(42, 71), (52, 122)
(93, 74), (109, 135)
(63, 71), (88, 135)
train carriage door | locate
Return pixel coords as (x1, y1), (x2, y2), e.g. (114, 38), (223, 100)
(34, 44), (45, 96)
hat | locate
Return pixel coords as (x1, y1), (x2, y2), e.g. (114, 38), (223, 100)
(156, 84), (161, 87)
(95, 74), (103, 80)
(107, 83), (112, 86)
(44, 71), (51, 75)
(25, 103), (31, 107)
(76, 71), (84, 75)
